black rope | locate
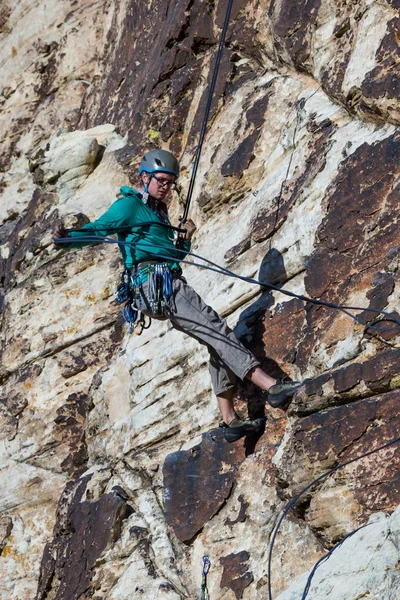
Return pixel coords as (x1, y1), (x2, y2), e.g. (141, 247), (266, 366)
(53, 232), (400, 333)
(182, 0), (235, 221)
(65, 222), (186, 234)
(300, 523), (370, 599)
(266, 434), (400, 600)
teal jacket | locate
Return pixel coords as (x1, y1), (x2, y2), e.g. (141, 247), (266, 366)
(65, 187), (191, 275)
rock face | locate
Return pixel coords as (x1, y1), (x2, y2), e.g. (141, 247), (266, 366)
(0, 1), (399, 600)
(276, 507), (400, 600)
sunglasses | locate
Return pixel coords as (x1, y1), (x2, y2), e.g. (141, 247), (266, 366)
(151, 175), (176, 189)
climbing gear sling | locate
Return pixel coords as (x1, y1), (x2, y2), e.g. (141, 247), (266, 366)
(115, 270), (152, 335)
(147, 262), (175, 314)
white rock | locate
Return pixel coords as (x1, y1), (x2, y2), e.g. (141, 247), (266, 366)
(275, 508), (400, 599)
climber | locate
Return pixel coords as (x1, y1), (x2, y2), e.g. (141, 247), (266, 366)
(53, 149), (302, 442)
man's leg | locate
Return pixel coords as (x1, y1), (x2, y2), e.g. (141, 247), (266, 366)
(217, 388), (236, 424)
(217, 368), (277, 422)
(246, 366), (276, 391)
(168, 279), (261, 384)
(167, 279), (300, 435)
(245, 365), (301, 407)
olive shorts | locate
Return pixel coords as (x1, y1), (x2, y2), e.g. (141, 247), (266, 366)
(140, 277), (259, 395)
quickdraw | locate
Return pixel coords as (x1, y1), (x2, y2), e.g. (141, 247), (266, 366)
(200, 555), (211, 600)
(115, 270), (151, 335)
(147, 262), (174, 314)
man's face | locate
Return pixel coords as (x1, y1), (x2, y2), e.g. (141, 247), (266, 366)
(142, 172), (177, 203)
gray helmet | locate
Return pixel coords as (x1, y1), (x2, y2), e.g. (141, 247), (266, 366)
(138, 149), (179, 177)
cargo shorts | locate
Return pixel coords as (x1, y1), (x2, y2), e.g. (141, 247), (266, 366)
(140, 276), (259, 395)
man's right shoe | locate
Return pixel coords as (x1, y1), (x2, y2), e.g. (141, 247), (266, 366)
(267, 378), (302, 408)
(221, 417), (265, 443)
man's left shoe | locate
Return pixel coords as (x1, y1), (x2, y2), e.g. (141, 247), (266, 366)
(267, 379), (302, 408)
(221, 417), (265, 443)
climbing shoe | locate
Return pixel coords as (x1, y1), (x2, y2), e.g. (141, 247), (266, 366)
(221, 417), (265, 443)
(267, 378), (302, 408)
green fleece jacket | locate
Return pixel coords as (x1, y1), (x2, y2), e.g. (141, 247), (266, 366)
(65, 187), (191, 276)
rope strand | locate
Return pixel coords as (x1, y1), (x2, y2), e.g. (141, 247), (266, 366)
(54, 232), (400, 334)
(183, 0), (235, 221)
(266, 434), (400, 600)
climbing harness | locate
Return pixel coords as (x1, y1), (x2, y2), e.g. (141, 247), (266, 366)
(266, 434), (400, 600)
(200, 555), (211, 600)
(182, 0), (235, 222)
(114, 261), (176, 331)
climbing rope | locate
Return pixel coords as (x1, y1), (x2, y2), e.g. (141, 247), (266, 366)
(54, 229), (400, 334)
(65, 222), (186, 235)
(200, 555), (211, 600)
(182, 0), (235, 221)
(300, 523), (370, 599)
(266, 434), (400, 600)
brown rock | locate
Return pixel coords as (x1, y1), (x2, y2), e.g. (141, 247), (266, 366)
(294, 132), (400, 369)
(36, 475), (133, 600)
(0, 517), (13, 555)
(224, 237), (251, 263)
(53, 392), (91, 478)
(269, 0), (321, 72)
(225, 494), (249, 527)
(361, 16), (400, 124)
(276, 389), (400, 542)
(221, 130), (260, 177)
(220, 550), (253, 600)
(291, 348), (400, 415)
(221, 95), (270, 178)
(163, 429), (247, 542)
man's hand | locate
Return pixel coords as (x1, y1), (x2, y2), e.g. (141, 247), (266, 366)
(181, 218), (196, 241)
(53, 222), (68, 245)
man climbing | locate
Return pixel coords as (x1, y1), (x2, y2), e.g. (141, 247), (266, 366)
(54, 149), (301, 442)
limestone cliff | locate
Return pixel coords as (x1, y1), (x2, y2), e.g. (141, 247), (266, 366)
(0, 1), (399, 599)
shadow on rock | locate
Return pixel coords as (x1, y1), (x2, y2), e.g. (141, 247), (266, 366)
(234, 248), (296, 424)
